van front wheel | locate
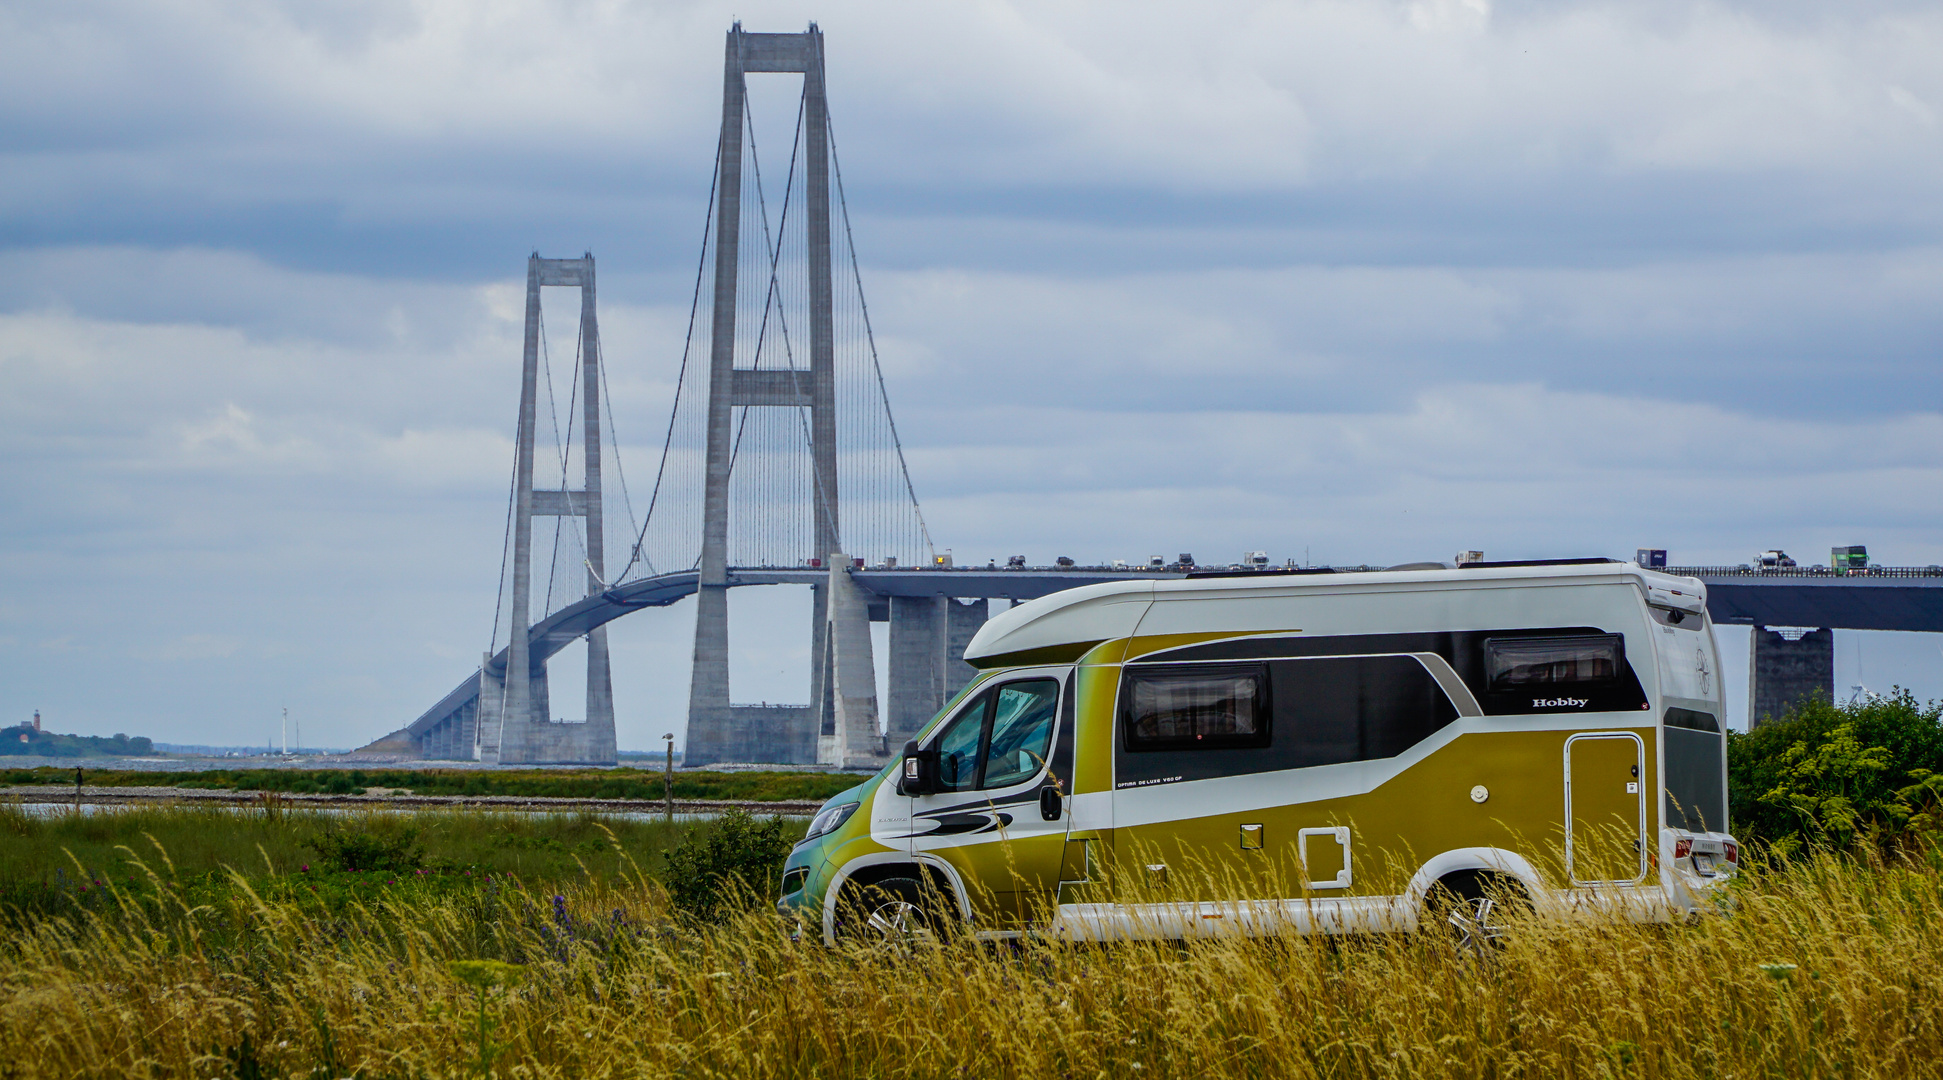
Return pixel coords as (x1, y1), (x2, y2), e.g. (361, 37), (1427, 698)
(836, 876), (943, 946)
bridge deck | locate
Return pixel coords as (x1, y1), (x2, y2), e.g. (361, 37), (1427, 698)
(406, 564), (1943, 744)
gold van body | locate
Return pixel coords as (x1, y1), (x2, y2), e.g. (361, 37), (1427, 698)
(778, 562), (1736, 944)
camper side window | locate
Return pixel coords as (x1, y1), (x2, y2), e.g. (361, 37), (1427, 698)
(929, 680), (1062, 791)
(1122, 665), (1269, 751)
(1484, 635), (1623, 691)
(980, 680), (1060, 789)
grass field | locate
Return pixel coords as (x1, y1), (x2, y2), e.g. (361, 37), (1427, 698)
(0, 803), (802, 923)
(0, 765), (864, 803)
(2, 807), (1941, 1078)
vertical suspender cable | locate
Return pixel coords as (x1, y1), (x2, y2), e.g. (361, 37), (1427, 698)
(827, 115), (935, 563)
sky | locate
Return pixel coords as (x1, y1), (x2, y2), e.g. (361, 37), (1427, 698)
(2, 0), (1941, 749)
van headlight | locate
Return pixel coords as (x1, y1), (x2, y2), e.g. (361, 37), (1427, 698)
(805, 800), (860, 841)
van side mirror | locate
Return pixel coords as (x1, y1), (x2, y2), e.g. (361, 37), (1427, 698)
(899, 741), (939, 795)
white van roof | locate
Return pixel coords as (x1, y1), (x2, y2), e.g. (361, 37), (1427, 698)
(962, 561), (1705, 664)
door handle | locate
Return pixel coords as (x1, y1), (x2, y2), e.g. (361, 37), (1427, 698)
(1039, 786), (1063, 821)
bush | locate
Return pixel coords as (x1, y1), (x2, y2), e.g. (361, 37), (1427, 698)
(662, 809), (793, 920)
(1729, 688), (1943, 851)
(308, 824), (423, 872)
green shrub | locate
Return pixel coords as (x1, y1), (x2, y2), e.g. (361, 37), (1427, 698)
(661, 809), (793, 920)
(1729, 688), (1943, 850)
(308, 823), (423, 872)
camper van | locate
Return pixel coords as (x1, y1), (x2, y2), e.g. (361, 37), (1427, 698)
(778, 559), (1737, 945)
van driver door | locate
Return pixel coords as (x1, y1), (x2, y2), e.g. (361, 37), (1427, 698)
(906, 668), (1074, 925)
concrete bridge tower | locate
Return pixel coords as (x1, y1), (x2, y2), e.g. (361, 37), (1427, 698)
(476, 254), (618, 766)
(685, 24), (842, 766)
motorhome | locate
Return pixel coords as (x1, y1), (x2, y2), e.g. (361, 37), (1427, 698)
(778, 558), (1737, 945)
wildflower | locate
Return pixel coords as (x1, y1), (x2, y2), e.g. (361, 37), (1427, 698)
(301, 864), (309, 872)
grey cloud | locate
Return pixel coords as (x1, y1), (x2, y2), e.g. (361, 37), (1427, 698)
(5, 1), (1943, 276)
(5, 2), (1943, 745)
(864, 250), (1943, 417)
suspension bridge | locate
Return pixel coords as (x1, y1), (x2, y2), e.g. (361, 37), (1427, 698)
(372, 23), (1943, 767)
(385, 23), (990, 769)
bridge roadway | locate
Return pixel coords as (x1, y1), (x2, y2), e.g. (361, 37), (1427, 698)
(405, 565), (1943, 750)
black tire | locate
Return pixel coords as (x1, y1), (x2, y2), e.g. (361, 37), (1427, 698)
(1425, 870), (1527, 954)
(834, 875), (951, 946)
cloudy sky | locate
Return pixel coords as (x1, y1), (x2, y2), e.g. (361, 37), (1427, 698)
(3, 0), (1940, 749)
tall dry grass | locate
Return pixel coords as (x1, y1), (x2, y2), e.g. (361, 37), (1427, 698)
(2, 838), (1941, 1078)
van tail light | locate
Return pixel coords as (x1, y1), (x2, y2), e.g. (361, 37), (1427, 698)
(1673, 839), (1693, 860)
(1723, 841), (1739, 864)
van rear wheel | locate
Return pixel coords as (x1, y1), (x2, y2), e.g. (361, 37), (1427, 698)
(836, 876), (946, 947)
(1426, 871), (1526, 954)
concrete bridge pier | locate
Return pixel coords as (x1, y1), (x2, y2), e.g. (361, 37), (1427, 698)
(946, 599), (988, 698)
(879, 595), (988, 748)
(822, 554), (886, 767)
(887, 596), (946, 747)
(1749, 625), (1834, 728)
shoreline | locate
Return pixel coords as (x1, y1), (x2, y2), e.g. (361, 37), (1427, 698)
(1, 785), (821, 815)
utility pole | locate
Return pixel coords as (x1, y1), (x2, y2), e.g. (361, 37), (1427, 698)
(282, 707), (290, 757)
(663, 733), (675, 823)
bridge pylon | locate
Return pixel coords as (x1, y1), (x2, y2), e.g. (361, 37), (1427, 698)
(685, 24), (841, 766)
(477, 253), (618, 766)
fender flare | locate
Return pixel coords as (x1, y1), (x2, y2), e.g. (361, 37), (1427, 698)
(820, 851), (973, 946)
(1400, 848), (1548, 931)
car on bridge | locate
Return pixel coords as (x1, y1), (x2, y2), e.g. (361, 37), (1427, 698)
(778, 558), (1738, 946)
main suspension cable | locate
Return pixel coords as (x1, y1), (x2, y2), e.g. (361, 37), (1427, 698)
(617, 137), (723, 582)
